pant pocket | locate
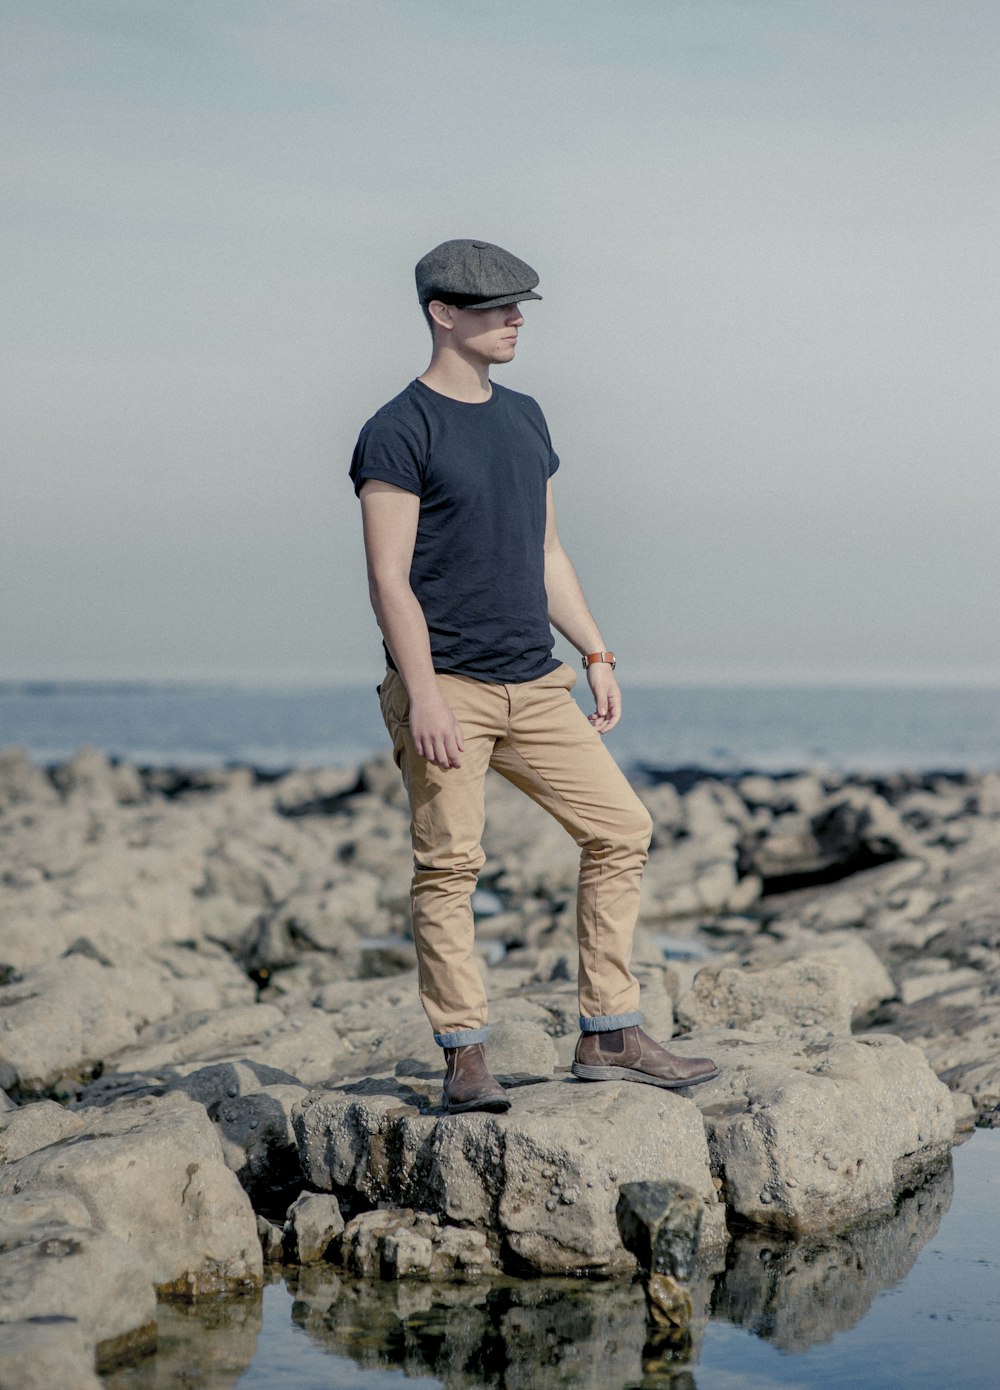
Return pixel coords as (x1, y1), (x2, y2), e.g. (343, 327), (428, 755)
(378, 670), (411, 768)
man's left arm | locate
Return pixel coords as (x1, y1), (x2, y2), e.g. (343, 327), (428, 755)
(543, 481), (622, 733)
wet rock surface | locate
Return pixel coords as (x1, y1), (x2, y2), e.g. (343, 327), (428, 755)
(1, 748), (998, 1379)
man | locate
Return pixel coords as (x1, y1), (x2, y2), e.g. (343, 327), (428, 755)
(350, 238), (717, 1112)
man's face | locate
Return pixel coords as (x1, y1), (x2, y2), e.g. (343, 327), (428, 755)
(435, 301), (525, 364)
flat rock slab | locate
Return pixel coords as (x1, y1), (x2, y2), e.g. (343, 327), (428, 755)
(0, 1187), (158, 1366)
(294, 1076), (725, 1275)
(0, 1092), (263, 1294)
(691, 1030), (954, 1234)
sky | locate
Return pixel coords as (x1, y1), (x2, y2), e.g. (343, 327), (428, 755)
(1, 0), (997, 686)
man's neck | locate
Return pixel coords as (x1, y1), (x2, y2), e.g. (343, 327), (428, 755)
(418, 349), (492, 403)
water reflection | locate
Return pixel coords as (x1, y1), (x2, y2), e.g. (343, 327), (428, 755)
(99, 1157), (954, 1389)
(101, 1291), (261, 1389)
(290, 1268), (712, 1388)
(712, 1160), (953, 1352)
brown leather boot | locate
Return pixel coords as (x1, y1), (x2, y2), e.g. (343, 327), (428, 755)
(571, 1026), (718, 1089)
(443, 1044), (511, 1114)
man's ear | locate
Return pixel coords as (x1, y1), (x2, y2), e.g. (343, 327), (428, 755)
(427, 300), (454, 332)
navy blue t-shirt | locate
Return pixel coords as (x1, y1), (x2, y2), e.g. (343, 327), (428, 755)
(350, 378), (561, 684)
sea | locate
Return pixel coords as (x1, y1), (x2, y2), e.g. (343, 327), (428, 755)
(2, 680), (999, 775)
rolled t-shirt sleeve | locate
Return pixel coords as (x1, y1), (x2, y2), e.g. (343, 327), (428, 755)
(349, 415), (424, 498)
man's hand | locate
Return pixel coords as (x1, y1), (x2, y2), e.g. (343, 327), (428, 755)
(586, 663), (622, 734)
(409, 692), (465, 769)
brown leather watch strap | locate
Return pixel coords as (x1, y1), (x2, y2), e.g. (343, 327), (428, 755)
(582, 650), (616, 670)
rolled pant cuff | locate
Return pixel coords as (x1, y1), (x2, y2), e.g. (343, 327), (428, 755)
(434, 1026), (489, 1049)
(579, 1011), (643, 1034)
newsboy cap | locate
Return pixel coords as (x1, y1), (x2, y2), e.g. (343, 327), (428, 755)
(415, 239), (542, 311)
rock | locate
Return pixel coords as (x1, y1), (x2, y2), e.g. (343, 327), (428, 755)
(744, 789), (921, 886)
(681, 935), (895, 1030)
(899, 964), (984, 1006)
(294, 1076), (725, 1274)
(0, 1320), (104, 1390)
(0, 1190), (157, 1368)
(0, 746), (58, 809)
(0, 1189), (156, 1373)
(0, 1100), (86, 1162)
(481, 1019), (557, 1083)
(0, 955), (176, 1093)
(691, 1030), (953, 1234)
(75, 1058), (309, 1204)
(50, 746), (132, 806)
(616, 1180), (704, 1280)
(256, 1216), (285, 1262)
(272, 766), (359, 816)
(239, 889), (369, 977)
(0, 1091), (263, 1294)
(111, 1002), (285, 1072)
(339, 1208), (497, 1279)
(381, 1226), (434, 1277)
(209, 1082), (307, 1205)
(202, 838), (300, 908)
(676, 956), (854, 1035)
(644, 1271), (694, 1328)
(739, 774), (827, 817)
(284, 1192), (345, 1263)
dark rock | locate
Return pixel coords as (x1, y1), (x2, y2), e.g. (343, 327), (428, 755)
(616, 1180), (703, 1281)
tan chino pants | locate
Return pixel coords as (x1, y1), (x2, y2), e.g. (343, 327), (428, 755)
(378, 662), (653, 1047)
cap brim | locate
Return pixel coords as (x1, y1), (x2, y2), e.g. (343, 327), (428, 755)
(463, 290), (542, 310)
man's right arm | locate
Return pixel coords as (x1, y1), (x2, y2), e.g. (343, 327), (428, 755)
(359, 479), (464, 769)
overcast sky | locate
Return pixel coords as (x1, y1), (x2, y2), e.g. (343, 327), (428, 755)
(2, 0), (997, 686)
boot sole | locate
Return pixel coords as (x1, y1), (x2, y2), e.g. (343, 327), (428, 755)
(444, 1094), (512, 1114)
(571, 1062), (719, 1089)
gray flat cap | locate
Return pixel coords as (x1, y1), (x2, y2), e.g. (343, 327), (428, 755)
(415, 238), (542, 310)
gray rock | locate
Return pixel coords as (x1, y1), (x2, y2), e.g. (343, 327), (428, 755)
(0, 955), (176, 1092)
(0, 1100), (86, 1161)
(0, 746), (58, 809)
(676, 956), (854, 1035)
(477, 1018), (557, 1083)
(0, 1091), (263, 1294)
(339, 1208), (497, 1279)
(0, 1190), (157, 1367)
(111, 1002), (285, 1071)
(239, 890), (368, 977)
(272, 766), (359, 815)
(616, 1179), (704, 1280)
(899, 964), (983, 1006)
(46, 748), (144, 807)
(294, 1076), (725, 1274)
(691, 1030), (954, 1234)
(284, 1192), (345, 1263)
(210, 1082), (307, 1204)
(256, 1215), (285, 1262)
(0, 1235), (156, 1369)
(0, 1320), (104, 1390)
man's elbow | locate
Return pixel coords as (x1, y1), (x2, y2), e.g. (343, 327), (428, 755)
(367, 569), (409, 615)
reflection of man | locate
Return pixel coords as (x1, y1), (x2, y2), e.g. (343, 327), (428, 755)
(350, 239), (717, 1112)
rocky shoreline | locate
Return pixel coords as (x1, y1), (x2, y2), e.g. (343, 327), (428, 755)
(1, 744), (998, 1385)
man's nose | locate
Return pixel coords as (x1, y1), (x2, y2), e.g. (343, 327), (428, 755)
(506, 305), (524, 325)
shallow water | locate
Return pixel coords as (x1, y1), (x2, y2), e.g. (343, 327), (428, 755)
(101, 1128), (999, 1390)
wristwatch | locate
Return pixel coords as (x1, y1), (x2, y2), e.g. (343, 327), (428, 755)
(582, 650), (616, 670)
